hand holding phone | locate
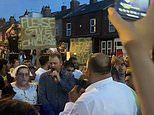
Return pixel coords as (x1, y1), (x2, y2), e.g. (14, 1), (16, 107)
(115, 0), (150, 20)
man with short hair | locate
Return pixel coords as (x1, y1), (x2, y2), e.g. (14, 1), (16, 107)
(63, 61), (75, 74)
(35, 55), (49, 83)
(60, 53), (138, 115)
(38, 53), (76, 115)
(69, 57), (83, 80)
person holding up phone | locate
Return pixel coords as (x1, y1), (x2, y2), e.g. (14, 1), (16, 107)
(108, 0), (154, 114)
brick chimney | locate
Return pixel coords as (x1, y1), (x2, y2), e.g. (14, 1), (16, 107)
(90, 0), (97, 4)
(70, 0), (80, 11)
(61, 5), (67, 11)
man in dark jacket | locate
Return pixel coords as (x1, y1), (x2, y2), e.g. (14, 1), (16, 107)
(38, 53), (76, 115)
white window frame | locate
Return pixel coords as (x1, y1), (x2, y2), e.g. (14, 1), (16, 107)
(114, 38), (122, 53)
(90, 18), (96, 33)
(101, 41), (106, 54)
(66, 23), (71, 36)
(114, 38), (127, 56)
(56, 25), (59, 36)
(107, 40), (112, 55)
(109, 21), (116, 32)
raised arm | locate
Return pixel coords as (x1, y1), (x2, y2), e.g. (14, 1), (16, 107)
(108, 1), (154, 114)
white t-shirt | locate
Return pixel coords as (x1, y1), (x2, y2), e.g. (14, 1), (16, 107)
(35, 67), (47, 83)
(73, 69), (83, 79)
(60, 77), (138, 115)
(11, 82), (37, 105)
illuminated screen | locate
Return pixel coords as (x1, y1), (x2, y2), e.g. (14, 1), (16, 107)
(116, 0), (149, 19)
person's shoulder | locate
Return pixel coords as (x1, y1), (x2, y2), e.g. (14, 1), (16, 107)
(40, 71), (50, 78)
(114, 81), (129, 88)
(74, 89), (105, 110)
(74, 69), (82, 73)
(112, 81), (134, 94)
(61, 70), (74, 78)
(77, 88), (98, 104)
(11, 82), (16, 87)
(36, 68), (46, 74)
(29, 83), (37, 90)
(35, 68), (41, 74)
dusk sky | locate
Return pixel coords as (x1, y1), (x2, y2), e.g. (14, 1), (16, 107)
(0, 0), (101, 21)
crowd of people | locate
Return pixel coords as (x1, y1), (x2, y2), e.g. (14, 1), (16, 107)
(0, 50), (83, 115)
(0, 47), (137, 115)
(0, 1), (154, 115)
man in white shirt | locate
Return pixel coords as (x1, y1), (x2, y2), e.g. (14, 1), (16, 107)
(60, 53), (138, 115)
(35, 55), (49, 83)
(69, 57), (83, 79)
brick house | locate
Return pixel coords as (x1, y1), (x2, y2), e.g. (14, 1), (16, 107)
(58, 0), (125, 56)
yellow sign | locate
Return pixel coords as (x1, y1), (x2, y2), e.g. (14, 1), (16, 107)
(70, 38), (92, 64)
(20, 18), (56, 49)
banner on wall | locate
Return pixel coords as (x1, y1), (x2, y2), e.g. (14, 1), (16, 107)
(20, 18), (56, 49)
(70, 38), (92, 64)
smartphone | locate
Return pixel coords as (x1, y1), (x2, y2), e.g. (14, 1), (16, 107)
(115, 0), (150, 20)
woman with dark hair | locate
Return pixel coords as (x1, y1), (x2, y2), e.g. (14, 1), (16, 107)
(0, 99), (39, 115)
(0, 58), (15, 97)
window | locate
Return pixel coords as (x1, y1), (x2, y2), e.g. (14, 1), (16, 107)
(90, 18), (96, 33)
(66, 23), (71, 36)
(114, 38), (122, 53)
(109, 21), (116, 32)
(56, 25), (59, 36)
(101, 41), (106, 54)
(107, 40), (112, 55)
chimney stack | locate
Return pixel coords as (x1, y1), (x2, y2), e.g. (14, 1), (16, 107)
(90, 0), (97, 4)
(61, 5), (67, 11)
(70, 0), (80, 11)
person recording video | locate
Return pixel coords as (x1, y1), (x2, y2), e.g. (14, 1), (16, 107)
(108, 0), (154, 114)
(6, 24), (20, 53)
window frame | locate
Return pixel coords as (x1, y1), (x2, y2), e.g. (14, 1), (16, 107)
(90, 18), (96, 33)
(107, 40), (112, 55)
(109, 21), (116, 32)
(66, 23), (71, 36)
(101, 41), (106, 54)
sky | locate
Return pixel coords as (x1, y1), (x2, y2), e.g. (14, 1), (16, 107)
(0, 0), (100, 21)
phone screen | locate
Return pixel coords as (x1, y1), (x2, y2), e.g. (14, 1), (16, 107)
(115, 0), (150, 20)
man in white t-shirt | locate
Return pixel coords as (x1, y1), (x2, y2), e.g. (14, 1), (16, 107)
(35, 55), (49, 83)
(60, 53), (139, 115)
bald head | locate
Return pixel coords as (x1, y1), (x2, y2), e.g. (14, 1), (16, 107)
(88, 53), (111, 75)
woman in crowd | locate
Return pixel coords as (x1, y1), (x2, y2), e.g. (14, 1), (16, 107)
(111, 55), (126, 83)
(0, 99), (39, 115)
(11, 65), (37, 105)
(0, 58), (15, 97)
(9, 59), (20, 74)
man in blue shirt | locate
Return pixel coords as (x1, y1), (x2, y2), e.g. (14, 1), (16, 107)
(38, 53), (76, 115)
